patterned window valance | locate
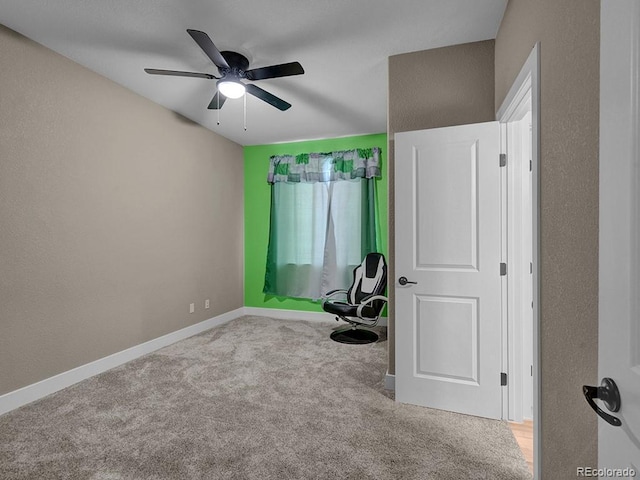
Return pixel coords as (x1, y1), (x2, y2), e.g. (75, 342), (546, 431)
(267, 147), (381, 184)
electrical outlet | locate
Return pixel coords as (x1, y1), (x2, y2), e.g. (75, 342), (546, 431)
(189, 303), (195, 314)
(205, 299), (210, 309)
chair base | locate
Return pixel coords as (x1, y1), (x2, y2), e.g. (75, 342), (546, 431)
(330, 326), (378, 344)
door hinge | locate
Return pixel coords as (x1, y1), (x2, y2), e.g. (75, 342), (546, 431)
(500, 263), (507, 276)
(529, 159), (533, 172)
(500, 153), (507, 167)
(501, 372), (508, 386)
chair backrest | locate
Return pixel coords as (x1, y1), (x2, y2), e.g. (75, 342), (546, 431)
(348, 253), (387, 313)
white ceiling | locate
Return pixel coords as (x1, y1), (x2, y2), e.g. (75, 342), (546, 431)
(0, 0), (506, 146)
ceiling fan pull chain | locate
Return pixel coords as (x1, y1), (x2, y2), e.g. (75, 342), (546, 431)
(217, 94), (220, 125)
(243, 92), (247, 131)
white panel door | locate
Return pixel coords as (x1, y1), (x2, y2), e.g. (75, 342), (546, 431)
(395, 122), (502, 419)
(598, 0), (640, 472)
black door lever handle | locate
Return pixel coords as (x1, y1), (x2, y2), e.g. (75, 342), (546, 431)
(582, 377), (622, 427)
(398, 276), (417, 286)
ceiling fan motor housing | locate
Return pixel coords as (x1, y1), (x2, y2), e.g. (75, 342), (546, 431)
(219, 51), (250, 79)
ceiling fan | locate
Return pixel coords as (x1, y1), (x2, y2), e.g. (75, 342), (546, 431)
(144, 29), (304, 111)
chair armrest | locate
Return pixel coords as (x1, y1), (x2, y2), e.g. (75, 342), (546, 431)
(356, 295), (389, 319)
(321, 289), (349, 306)
(322, 289), (348, 299)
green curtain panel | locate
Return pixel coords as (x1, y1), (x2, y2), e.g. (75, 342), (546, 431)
(264, 148), (381, 300)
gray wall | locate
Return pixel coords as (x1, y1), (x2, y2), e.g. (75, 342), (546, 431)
(496, 1), (600, 476)
(387, 40), (496, 374)
(0, 25), (244, 396)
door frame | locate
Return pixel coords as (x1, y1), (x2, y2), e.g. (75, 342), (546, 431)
(496, 43), (541, 478)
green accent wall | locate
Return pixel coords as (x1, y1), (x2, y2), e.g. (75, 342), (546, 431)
(244, 133), (388, 312)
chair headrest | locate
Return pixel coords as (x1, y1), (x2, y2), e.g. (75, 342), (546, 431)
(364, 253), (385, 278)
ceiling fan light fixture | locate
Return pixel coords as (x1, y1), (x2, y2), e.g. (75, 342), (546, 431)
(217, 79), (245, 99)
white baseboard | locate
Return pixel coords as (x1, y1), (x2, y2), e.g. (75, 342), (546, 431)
(0, 307), (244, 416)
(243, 306), (388, 327)
(384, 372), (395, 391)
(243, 306), (332, 323)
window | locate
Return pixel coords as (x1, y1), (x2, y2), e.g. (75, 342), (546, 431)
(263, 149), (381, 300)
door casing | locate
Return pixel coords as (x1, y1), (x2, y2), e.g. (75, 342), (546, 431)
(496, 43), (541, 477)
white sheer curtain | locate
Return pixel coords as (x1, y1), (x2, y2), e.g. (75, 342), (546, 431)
(265, 179), (366, 300)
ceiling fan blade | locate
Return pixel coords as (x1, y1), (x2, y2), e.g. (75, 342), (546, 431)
(207, 91), (227, 110)
(144, 68), (216, 79)
(245, 83), (291, 111)
(187, 29), (230, 69)
(245, 62), (304, 81)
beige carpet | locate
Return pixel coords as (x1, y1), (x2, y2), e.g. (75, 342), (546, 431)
(0, 316), (531, 479)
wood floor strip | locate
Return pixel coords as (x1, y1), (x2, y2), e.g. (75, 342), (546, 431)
(509, 420), (534, 474)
